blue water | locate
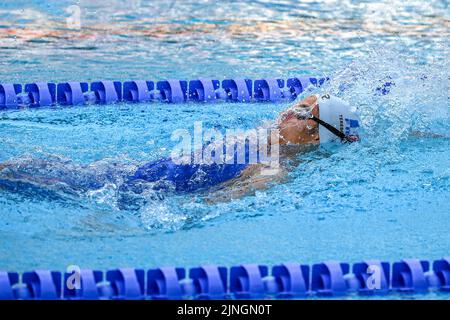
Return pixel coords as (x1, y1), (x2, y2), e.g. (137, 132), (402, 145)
(0, 0), (449, 296)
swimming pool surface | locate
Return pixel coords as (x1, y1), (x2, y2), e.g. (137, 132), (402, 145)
(0, 0), (448, 294)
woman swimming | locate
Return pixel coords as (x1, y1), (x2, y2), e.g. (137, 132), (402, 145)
(0, 94), (361, 205)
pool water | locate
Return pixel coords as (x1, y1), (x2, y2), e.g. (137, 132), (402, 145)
(0, 0), (448, 284)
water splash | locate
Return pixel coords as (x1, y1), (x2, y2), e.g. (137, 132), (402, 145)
(0, 44), (448, 233)
(139, 193), (188, 231)
(134, 45), (449, 232)
(323, 43), (449, 146)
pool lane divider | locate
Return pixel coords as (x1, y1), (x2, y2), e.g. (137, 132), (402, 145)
(0, 257), (449, 300)
(0, 77), (330, 110)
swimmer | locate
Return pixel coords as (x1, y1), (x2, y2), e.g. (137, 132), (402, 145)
(203, 93), (361, 202)
(0, 94), (361, 206)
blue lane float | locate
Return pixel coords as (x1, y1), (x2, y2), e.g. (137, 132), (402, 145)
(157, 79), (188, 103)
(123, 80), (154, 103)
(63, 269), (103, 300)
(392, 259), (430, 292)
(91, 81), (122, 104)
(433, 258), (450, 291)
(0, 272), (19, 300)
(0, 76), (332, 110)
(253, 78), (285, 102)
(0, 83), (22, 108)
(189, 265), (228, 299)
(311, 261), (350, 296)
(230, 264), (268, 299)
(147, 267), (186, 300)
(21, 270), (62, 300)
(271, 263), (310, 298)
(188, 79), (221, 102)
(221, 78), (253, 102)
(57, 82), (89, 106)
(0, 257), (449, 300)
(353, 260), (390, 295)
(106, 268), (146, 300)
(24, 82), (56, 107)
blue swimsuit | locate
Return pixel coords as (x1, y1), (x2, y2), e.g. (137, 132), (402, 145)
(125, 139), (260, 193)
(0, 143), (256, 197)
(128, 157), (248, 192)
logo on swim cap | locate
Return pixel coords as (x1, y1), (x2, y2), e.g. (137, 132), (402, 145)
(317, 94), (361, 143)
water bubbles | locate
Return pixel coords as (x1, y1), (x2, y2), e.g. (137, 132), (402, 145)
(87, 183), (118, 208)
(140, 194), (187, 231)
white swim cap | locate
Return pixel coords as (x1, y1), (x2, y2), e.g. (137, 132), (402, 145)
(316, 94), (361, 143)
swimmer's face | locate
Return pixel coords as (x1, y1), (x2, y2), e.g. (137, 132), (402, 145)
(278, 95), (320, 145)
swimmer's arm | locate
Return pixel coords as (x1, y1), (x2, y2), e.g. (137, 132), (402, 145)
(204, 164), (288, 204)
(0, 159), (68, 186)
